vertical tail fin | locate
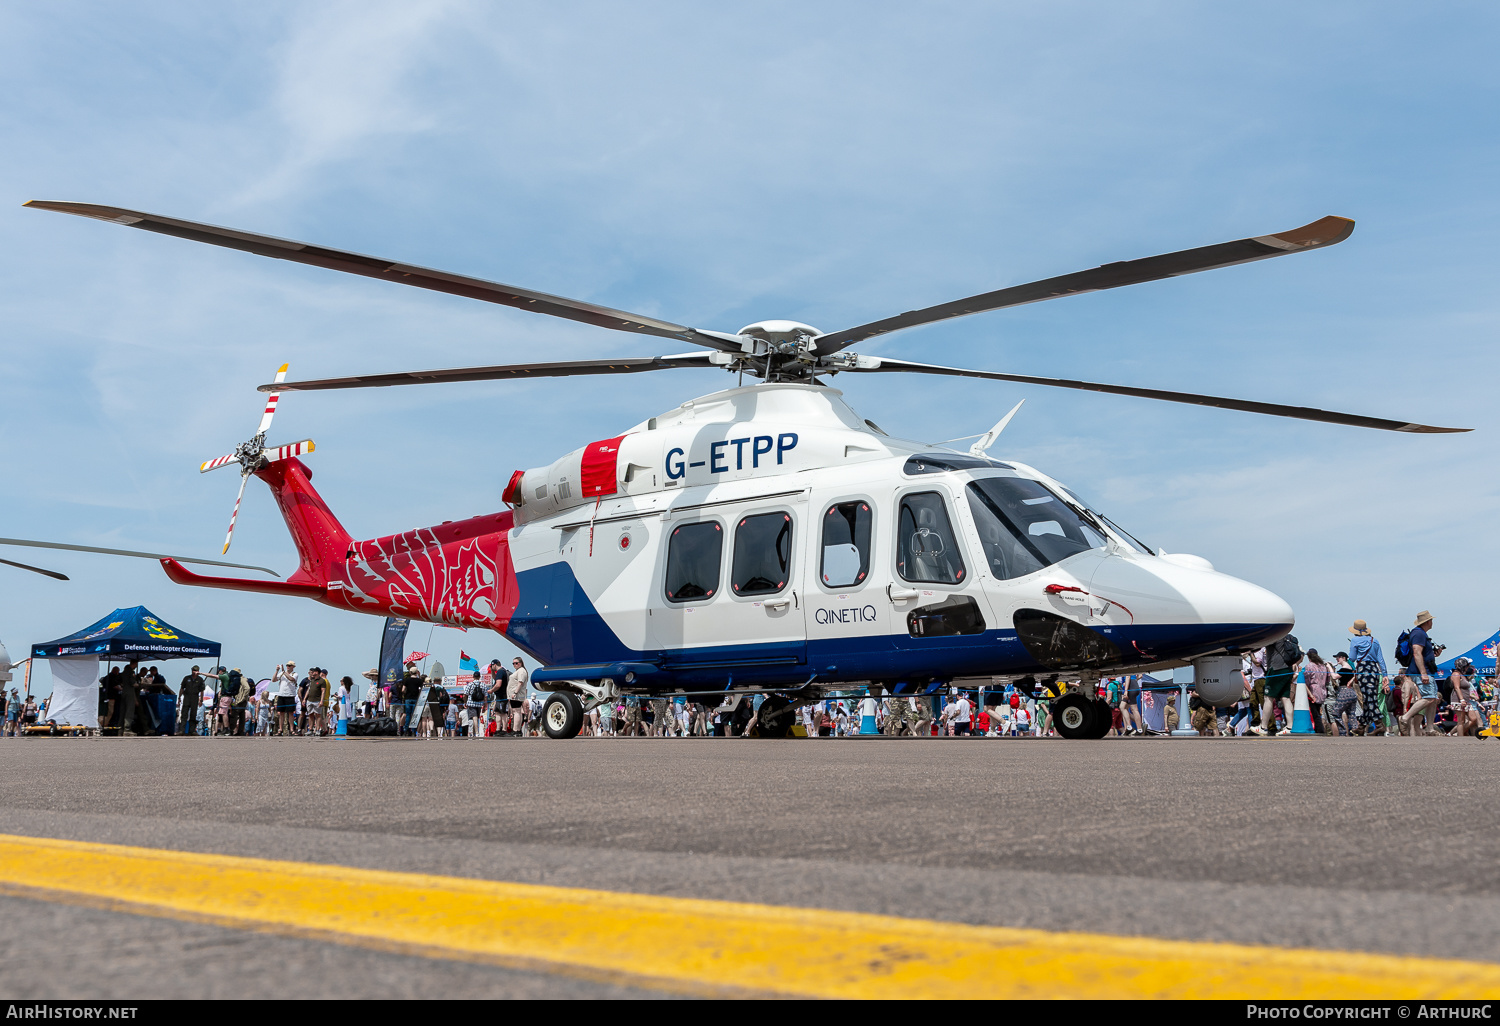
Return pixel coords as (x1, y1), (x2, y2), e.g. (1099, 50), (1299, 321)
(253, 457), (352, 588)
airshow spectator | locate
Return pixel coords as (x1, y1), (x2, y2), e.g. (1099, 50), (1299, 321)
(428, 681), (451, 738)
(507, 657), (529, 735)
(1448, 658), (1482, 736)
(1245, 647), (1267, 719)
(465, 676), (486, 739)
(1325, 652), (1359, 736)
(272, 661), (298, 736)
(4, 688), (20, 736)
(303, 668), (328, 735)
(400, 668), (423, 735)
(1348, 619), (1387, 735)
(361, 670), (379, 717)
(1302, 650), (1331, 734)
(1120, 675), (1144, 735)
(1252, 634), (1301, 736)
(98, 666), (122, 732)
(178, 665), (206, 736)
(227, 668), (250, 736)
(117, 659), (141, 736)
(1400, 612), (1442, 736)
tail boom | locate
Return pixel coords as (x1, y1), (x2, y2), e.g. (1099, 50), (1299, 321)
(165, 456), (520, 632)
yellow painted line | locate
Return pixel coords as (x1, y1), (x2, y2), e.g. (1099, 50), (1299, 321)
(0, 833), (1495, 999)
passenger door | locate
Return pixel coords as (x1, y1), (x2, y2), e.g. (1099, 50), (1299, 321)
(648, 505), (806, 673)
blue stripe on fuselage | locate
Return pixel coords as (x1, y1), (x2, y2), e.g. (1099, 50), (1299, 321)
(504, 560), (1286, 686)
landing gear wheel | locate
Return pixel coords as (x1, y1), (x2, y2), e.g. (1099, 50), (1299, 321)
(1088, 698), (1113, 739)
(542, 692), (584, 739)
(1052, 693), (1095, 740)
(756, 696), (795, 738)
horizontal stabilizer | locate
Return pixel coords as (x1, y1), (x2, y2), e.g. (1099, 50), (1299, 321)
(0, 537), (281, 576)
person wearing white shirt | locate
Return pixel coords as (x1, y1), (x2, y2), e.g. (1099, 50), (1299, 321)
(951, 694), (973, 736)
(271, 661), (298, 736)
(506, 658), (530, 735)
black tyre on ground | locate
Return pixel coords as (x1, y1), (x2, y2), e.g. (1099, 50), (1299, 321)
(1052, 693), (1096, 740)
(541, 692), (584, 739)
(755, 696), (795, 738)
(1089, 697), (1113, 739)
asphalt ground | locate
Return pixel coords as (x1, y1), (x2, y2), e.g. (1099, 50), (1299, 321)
(0, 734), (1496, 998)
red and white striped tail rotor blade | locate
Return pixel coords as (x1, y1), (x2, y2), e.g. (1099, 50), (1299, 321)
(262, 439), (315, 464)
(199, 453), (238, 474)
(255, 362), (290, 435)
(222, 472), (249, 555)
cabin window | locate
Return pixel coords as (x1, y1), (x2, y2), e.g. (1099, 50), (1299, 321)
(820, 501), (871, 588)
(665, 521), (723, 603)
(966, 477), (1107, 580)
(896, 491), (966, 585)
(731, 512), (792, 596)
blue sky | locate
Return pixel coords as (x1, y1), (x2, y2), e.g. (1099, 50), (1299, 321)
(2, 1), (1497, 693)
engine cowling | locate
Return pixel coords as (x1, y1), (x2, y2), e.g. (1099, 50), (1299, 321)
(1192, 654), (1245, 707)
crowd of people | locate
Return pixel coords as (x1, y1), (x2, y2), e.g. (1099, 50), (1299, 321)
(1, 609), (1494, 740)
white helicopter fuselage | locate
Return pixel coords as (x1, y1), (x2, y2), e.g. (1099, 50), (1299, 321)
(506, 382), (1292, 697)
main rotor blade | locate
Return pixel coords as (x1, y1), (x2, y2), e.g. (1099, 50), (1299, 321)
(0, 537), (281, 576)
(812, 216), (1356, 354)
(260, 353), (718, 392)
(0, 556), (68, 581)
(25, 201), (739, 353)
(850, 357), (1469, 433)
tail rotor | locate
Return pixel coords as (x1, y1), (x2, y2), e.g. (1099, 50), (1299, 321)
(200, 363), (316, 554)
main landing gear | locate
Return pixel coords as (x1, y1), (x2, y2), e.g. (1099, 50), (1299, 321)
(1051, 692), (1112, 740)
(542, 692), (584, 739)
(752, 696), (796, 739)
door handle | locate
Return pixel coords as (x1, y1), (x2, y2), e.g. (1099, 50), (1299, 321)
(888, 584), (920, 603)
(764, 598), (791, 610)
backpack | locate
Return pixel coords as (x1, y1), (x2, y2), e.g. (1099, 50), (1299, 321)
(1395, 630), (1413, 668)
(468, 683), (485, 704)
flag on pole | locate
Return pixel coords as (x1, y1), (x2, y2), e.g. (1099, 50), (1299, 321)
(459, 651), (480, 673)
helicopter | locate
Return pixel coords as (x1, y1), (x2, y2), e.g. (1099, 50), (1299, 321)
(12, 201), (1468, 740)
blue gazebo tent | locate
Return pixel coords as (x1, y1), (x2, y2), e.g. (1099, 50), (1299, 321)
(32, 605), (221, 662)
(1437, 629), (1499, 678)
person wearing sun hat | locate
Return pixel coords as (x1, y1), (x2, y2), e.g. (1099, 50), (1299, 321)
(1400, 611), (1443, 735)
(1347, 619), (1387, 735)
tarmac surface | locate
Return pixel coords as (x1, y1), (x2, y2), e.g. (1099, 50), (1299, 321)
(0, 734), (1496, 998)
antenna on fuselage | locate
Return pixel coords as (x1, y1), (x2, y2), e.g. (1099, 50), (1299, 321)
(969, 400), (1025, 457)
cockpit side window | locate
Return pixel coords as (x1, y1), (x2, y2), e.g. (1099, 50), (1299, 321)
(896, 492), (966, 585)
(966, 477), (1107, 580)
(821, 501), (871, 588)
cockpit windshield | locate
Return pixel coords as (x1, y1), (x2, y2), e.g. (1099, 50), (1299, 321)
(965, 476), (1109, 580)
(1053, 484), (1154, 555)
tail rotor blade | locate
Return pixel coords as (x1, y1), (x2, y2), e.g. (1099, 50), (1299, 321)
(262, 439), (315, 464)
(256, 363), (290, 435)
(200, 453), (237, 474)
(222, 473), (249, 555)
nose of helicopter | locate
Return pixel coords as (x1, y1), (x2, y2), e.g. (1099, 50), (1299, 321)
(1175, 565), (1293, 627)
(1088, 553), (1293, 656)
